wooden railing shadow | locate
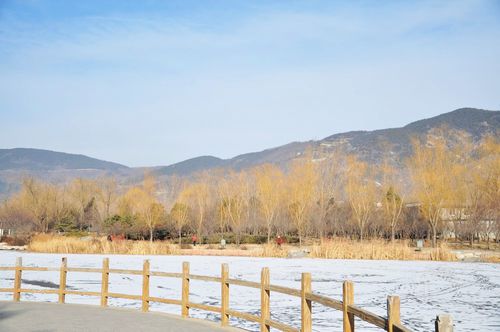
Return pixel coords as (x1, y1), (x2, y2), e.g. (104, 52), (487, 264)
(0, 257), (447, 332)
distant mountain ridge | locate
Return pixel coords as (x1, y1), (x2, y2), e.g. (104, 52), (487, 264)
(0, 108), (498, 195)
(316, 107), (499, 163)
(157, 107), (499, 175)
(0, 148), (128, 171)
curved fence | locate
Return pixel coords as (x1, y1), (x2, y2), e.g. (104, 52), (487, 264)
(0, 257), (417, 332)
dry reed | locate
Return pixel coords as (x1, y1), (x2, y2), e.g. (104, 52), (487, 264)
(28, 234), (458, 261)
(309, 238), (457, 261)
(259, 244), (290, 258)
(28, 234), (179, 255)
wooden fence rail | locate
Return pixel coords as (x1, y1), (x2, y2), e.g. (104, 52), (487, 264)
(0, 257), (431, 332)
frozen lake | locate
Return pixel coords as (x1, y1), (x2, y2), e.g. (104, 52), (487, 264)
(0, 251), (498, 331)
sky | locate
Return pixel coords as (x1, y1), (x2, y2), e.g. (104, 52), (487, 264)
(0, 0), (499, 167)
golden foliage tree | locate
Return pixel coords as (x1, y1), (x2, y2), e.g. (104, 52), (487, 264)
(69, 178), (100, 231)
(170, 202), (190, 245)
(255, 164), (284, 243)
(314, 154), (345, 238)
(380, 161), (405, 242)
(286, 158), (318, 246)
(180, 180), (210, 240)
(17, 177), (60, 233)
(408, 138), (456, 247)
(474, 137), (500, 246)
(120, 174), (165, 242)
(218, 171), (248, 245)
(345, 156), (377, 241)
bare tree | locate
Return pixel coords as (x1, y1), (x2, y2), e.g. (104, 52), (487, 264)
(98, 177), (118, 221)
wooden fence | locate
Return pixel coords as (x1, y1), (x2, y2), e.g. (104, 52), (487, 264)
(0, 257), (420, 332)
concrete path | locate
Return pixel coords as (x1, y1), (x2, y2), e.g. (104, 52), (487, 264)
(0, 301), (243, 332)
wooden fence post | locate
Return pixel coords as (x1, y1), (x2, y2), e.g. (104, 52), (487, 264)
(100, 258), (109, 307)
(260, 267), (270, 332)
(142, 259), (150, 312)
(13, 257), (22, 302)
(301, 272), (312, 332)
(182, 262), (190, 318)
(343, 281), (355, 332)
(387, 296), (400, 332)
(221, 263), (229, 326)
(435, 314), (453, 332)
(58, 257), (67, 303)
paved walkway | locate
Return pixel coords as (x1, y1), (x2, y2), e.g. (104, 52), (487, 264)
(0, 301), (243, 332)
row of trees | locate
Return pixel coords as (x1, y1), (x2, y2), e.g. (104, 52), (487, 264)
(1, 136), (498, 247)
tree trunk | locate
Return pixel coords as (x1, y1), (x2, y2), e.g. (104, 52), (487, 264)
(150, 228), (153, 243)
(431, 224), (437, 248)
(178, 229), (182, 246)
(197, 210), (204, 245)
(391, 225), (395, 243)
(267, 225), (271, 244)
(197, 225), (203, 245)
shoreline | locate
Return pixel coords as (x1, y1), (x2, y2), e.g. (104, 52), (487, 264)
(3, 242), (498, 263)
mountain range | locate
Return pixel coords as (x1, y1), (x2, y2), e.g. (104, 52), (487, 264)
(1, 107), (498, 196)
(156, 107), (499, 175)
(0, 148), (128, 171)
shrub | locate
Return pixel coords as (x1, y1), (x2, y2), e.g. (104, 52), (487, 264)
(1, 235), (28, 246)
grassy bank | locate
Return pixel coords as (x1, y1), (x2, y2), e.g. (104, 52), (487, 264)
(25, 234), (464, 261)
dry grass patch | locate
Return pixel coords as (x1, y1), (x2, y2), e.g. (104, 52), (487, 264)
(310, 238), (456, 261)
(259, 244), (290, 258)
(28, 234), (459, 261)
(28, 234), (178, 255)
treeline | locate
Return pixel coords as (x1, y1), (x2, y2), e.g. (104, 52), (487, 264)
(1, 136), (498, 247)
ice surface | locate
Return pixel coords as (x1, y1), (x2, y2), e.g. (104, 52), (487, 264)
(0, 252), (498, 331)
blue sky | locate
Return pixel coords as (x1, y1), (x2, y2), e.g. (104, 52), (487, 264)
(1, 0), (499, 167)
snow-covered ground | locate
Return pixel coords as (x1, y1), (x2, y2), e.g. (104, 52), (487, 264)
(0, 252), (498, 331)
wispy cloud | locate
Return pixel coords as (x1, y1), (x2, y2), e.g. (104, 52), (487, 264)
(0, 0), (499, 166)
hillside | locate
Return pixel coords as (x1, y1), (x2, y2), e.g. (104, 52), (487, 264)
(157, 156), (226, 176)
(0, 108), (498, 195)
(0, 148), (128, 171)
(156, 107), (499, 175)
(317, 108), (499, 163)
(0, 148), (130, 197)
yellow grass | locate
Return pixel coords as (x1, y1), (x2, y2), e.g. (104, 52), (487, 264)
(309, 238), (457, 261)
(483, 255), (500, 263)
(28, 234), (178, 255)
(28, 234), (458, 261)
(259, 243), (290, 258)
